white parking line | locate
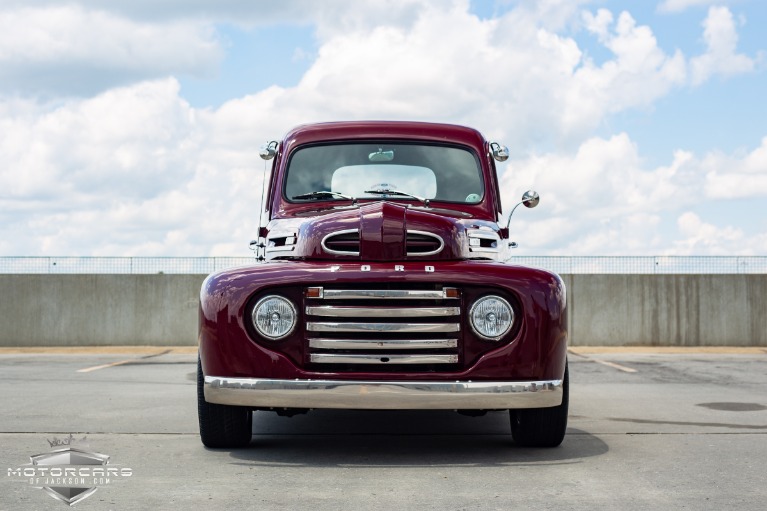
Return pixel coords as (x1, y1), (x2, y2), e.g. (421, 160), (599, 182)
(77, 359), (136, 373)
(77, 349), (171, 373)
(592, 359), (638, 373)
(568, 348), (638, 373)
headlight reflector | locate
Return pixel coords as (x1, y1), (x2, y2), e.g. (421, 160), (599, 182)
(469, 295), (514, 340)
(252, 295), (297, 340)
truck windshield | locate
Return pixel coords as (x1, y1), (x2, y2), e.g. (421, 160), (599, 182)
(285, 142), (484, 204)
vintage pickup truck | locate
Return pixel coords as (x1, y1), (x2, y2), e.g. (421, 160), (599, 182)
(197, 121), (568, 448)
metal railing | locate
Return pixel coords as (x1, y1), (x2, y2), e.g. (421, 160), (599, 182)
(508, 256), (767, 274)
(0, 256), (766, 274)
(0, 257), (253, 275)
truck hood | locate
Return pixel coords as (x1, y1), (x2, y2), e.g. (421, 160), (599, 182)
(264, 201), (499, 261)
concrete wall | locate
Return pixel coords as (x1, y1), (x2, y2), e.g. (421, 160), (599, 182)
(1, 274), (765, 346)
(564, 274), (767, 346)
(0, 274), (205, 346)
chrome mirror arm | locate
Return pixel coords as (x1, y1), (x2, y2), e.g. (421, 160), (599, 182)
(504, 190), (540, 230)
(505, 200), (525, 231)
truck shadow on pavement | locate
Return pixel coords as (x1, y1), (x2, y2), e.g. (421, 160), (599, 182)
(222, 409), (608, 467)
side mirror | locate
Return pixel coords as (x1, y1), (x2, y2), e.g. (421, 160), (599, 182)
(259, 141), (278, 160)
(490, 142), (509, 162)
(505, 190), (540, 230)
(522, 190), (540, 208)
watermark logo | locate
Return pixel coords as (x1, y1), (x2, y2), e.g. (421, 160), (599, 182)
(6, 435), (132, 506)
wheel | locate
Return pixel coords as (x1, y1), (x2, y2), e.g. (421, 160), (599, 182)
(197, 356), (252, 448)
(510, 363), (569, 447)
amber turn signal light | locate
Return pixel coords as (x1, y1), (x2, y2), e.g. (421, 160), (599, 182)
(443, 287), (460, 299)
(305, 287), (324, 298)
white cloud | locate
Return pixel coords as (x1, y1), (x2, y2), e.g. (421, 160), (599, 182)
(582, 8), (614, 40)
(500, 133), (681, 254)
(689, 6), (755, 85)
(0, 4), (223, 95)
(0, 0), (443, 97)
(499, 132), (767, 256)
(673, 212), (749, 255)
(572, 10), (687, 132)
(259, 3), (696, 147)
(1, 0), (428, 32)
(0, 80), (200, 200)
(703, 137), (767, 199)
(501, 133), (694, 216)
(0, 79), (267, 256)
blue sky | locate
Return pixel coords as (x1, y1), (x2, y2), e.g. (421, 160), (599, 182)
(0, 0), (765, 257)
(180, 23), (316, 107)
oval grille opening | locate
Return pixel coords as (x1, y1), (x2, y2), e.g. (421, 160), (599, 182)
(406, 231), (443, 256)
(323, 230), (360, 255)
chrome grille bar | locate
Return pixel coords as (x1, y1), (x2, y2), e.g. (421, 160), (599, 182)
(320, 288), (458, 300)
(306, 306), (460, 317)
(307, 322), (460, 333)
(310, 354), (459, 365)
(309, 338), (458, 350)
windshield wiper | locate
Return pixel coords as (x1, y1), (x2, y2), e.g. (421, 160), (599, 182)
(292, 191), (355, 202)
(363, 189), (429, 206)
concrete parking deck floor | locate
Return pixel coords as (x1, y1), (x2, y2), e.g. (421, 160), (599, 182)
(1, 348), (765, 510)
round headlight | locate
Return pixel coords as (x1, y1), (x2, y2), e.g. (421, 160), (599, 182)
(469, 295), (514, 341)
(252, 295), (297, 340)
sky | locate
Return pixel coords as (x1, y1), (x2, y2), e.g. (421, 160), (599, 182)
(0, 0), (765, 257)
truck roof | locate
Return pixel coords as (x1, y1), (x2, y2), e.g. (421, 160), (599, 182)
(282, 121), (488, 150)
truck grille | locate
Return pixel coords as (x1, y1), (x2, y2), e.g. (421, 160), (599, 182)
(304, 286), (461, 368)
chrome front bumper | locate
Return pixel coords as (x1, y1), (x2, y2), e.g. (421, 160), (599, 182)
(204, 376), (563, 410)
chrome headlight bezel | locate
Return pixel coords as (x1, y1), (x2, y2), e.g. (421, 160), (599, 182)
(252, 295), (297, 341)
(469, 295), (515, 341)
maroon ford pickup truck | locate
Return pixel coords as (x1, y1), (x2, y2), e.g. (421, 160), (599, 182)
(197, 121), (568, 448)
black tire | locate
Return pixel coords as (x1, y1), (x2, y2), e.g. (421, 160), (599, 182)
(510, 363), (569, 447)
(197, 356), (252, 448)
